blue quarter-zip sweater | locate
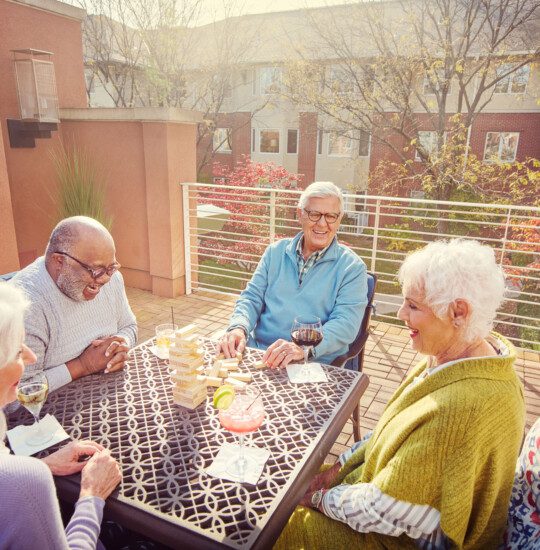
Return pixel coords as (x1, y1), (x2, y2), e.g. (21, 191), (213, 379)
(228, 232), (368, 364)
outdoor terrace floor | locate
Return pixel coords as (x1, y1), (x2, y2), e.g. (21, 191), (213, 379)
(127, 287), (540, 463)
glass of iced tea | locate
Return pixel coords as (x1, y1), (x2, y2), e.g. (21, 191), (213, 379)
(17, 370), (52, 446)
(155, 323), (178, 355)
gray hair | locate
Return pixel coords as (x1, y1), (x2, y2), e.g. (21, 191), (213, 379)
(45, 216), (112, 259)
(298, 181), (344, 211)
(398, 239), (506, 342)
(0, 283), (29, 369)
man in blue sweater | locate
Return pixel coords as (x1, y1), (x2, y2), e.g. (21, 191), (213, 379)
(220, 181), (367, 369)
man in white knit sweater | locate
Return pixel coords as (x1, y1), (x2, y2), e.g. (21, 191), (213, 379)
(11, 216), (137, 392)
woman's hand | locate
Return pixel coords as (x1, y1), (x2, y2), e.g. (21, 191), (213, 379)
(41, 440), (104, 476)
(263, 339), (304, 369)
(79, 449), (121, 500)
(299, 462), (341, 507)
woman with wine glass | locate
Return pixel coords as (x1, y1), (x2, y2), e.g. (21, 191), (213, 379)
(219, 181), (368, 370)
(0, 283), (121, 549)
(274, 239), (525, 549)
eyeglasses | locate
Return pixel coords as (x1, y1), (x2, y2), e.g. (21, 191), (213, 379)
(55, 251), (120, 280)
(303, 209), (341, 224)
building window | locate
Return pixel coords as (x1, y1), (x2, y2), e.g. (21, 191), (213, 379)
(259, 66), (282, 95)
(287, 129), (298, 154)
(494, 64), (530, 94)
(415, 131), (445, 160)
(328, 132), (353, 157)
(484, 132), (519, 162)
(326, 65), (354, 94)
(317, 130), (324, 155)
(213, 128), (232, 153)
(423, 70), (452, 95)
(259, 129), (280, 153)
(358, 129), (371, 157)
(251, 128), (256, 153)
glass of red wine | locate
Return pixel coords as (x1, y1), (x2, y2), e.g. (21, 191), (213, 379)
(291, 315), (323, 377)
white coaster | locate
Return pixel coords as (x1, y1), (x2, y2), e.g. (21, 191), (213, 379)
(286, 362), (328, 384)
(148, 345), (169, 360)
(7, 414), (70, 456)
(206, 442), (270, 485)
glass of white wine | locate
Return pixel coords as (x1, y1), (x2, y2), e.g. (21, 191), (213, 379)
(17, 371), (52, 446)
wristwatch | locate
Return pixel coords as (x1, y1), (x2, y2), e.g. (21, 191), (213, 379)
(311, 488), (325, 509)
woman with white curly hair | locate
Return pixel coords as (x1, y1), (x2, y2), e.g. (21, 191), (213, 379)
(275, 239), (525, 550)
(0, 283), (121, 549)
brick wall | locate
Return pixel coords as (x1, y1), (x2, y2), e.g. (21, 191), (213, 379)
(369, 112), (540, 196)
(197, 112), (251, 180)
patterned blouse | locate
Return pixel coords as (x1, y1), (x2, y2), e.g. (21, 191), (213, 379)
(505, 418), (540, 549)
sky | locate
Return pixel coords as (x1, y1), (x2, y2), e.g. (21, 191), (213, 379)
(195, 0), (351, 25)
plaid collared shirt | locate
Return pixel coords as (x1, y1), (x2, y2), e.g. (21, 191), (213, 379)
(296, 236), (332, 284)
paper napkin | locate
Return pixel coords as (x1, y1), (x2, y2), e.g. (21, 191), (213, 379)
(286, 362), (328, 384)
(206, 442), (270, 485)
(148, 345), (169, 360)
(7, 414), (69, 456)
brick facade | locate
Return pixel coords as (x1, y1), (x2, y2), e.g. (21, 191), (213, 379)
(197, 111), (252, 180)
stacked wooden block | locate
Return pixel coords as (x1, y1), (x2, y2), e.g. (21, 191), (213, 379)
(201, 353), (266, 389)
(170, 324), (207, 409)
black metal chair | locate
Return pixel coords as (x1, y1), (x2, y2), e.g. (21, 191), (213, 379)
(331, 271), (377, 442)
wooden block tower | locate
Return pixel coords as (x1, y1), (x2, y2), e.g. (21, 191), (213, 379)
(170, 324), (207, 409)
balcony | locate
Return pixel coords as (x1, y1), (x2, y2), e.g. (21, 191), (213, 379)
(127, 183), (540, 461)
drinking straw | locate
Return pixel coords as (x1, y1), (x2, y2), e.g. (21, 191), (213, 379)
(246, 388), (263, 411)
(171, 306), (175, 327)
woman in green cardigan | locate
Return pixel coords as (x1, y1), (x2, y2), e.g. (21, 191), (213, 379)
(275, 239), (525, 550)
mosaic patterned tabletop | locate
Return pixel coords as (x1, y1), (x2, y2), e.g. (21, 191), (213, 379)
(10, 338), (367, 549)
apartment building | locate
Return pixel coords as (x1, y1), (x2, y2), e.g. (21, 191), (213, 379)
(83, 2), (540, 200)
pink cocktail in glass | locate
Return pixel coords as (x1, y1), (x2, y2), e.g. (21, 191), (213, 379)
(219, 393), (265, 480)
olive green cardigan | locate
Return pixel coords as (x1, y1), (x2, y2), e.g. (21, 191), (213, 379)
(275, 334), (525, 550)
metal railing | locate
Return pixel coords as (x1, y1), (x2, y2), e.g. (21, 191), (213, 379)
(181, 183), (540, 350)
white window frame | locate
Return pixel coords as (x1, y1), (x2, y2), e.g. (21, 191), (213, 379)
(251, 69), (257, 95)
(494, 63), (530, 94)
(317, 129), (324, 155)
(259, 129), (280, 154)
(358, 129), (371, 157)
(415, 131), (446, 161)
(213, 127), (232, 154)
(326, 65), (354, 95)
(423, 70), (452, 95)
(259, 66), (282, 95)
(286, 129), (299, 155)
(328, 132), (354, 157)
(483, 132), (519, 163)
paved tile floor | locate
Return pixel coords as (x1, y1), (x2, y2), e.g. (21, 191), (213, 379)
(127, 287), (540, 463)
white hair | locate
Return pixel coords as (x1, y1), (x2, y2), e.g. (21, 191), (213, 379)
(298, 181), (344, 211)
(0, 283), (29, 369)
(398, 239), (506, 342)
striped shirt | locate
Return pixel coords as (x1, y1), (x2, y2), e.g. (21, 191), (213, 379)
(322, 338), (508, 549)
(295, 236), (332, 284)
(12, 256), (137, 392)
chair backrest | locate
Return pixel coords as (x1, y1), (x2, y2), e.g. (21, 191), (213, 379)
(331, 271), (377, 369)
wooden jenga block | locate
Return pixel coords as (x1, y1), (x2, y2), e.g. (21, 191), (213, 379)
(218, 367), (229, 378)
(224, 376), (246, 388)
(228, 371), (252, 383)
(236, 351), (243, 361)
(175, 324), (198, 339)
(172, 391), (206, 409)
(208, 361), (221, 378)
(252, 360), (266, 370)
(204, 375), (223, 387)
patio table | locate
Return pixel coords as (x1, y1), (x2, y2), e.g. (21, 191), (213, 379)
(9, 337), (369, 549)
